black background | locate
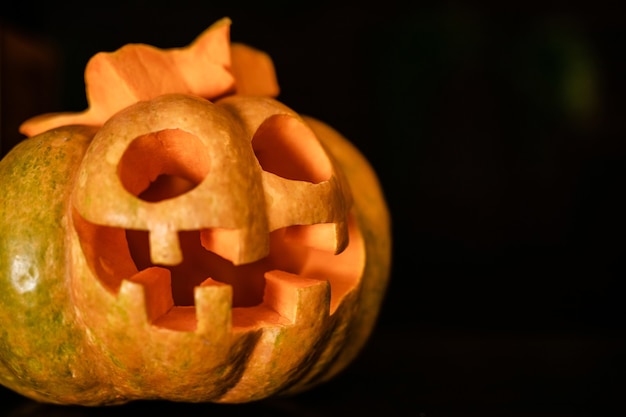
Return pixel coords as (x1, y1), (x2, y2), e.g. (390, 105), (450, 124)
(1, 2), (625, 416)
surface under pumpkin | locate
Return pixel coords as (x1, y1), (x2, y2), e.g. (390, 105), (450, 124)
(0, 18), (391, 405)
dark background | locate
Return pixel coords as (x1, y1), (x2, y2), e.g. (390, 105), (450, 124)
(1, 2), (625, 416)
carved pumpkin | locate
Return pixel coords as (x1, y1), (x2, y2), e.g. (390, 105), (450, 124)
(0, 18), (391, 405)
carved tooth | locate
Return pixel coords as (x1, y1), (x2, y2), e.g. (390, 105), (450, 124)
(195, 278), (233, 341)
(116, 267), (173, 325)
(333, 219), (350, 254)
(116, 279), (147, 325)
(149, 224), (182, 265)
(263, 270), (330, 323)
(127, 267), (174, 322)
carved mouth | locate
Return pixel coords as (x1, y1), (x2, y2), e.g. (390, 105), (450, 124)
(71, 111), (361, 333)
(73, 212), (363, 332)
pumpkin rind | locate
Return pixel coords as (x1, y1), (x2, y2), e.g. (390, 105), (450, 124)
(0, 125), (111, 404)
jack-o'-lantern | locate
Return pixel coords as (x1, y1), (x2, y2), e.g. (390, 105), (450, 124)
(0, 18), (391, 405)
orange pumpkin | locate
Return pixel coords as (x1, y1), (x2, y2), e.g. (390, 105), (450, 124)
(0, 18), (391, 405)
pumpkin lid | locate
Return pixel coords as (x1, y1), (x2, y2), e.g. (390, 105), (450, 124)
(19, 17), (280, 137)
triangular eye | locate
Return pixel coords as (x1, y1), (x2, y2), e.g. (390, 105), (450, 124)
(251, 114), (332, 184)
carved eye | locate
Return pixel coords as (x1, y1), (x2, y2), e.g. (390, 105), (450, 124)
(118, 129), (210, 202)
(252, 114), (332, 184)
